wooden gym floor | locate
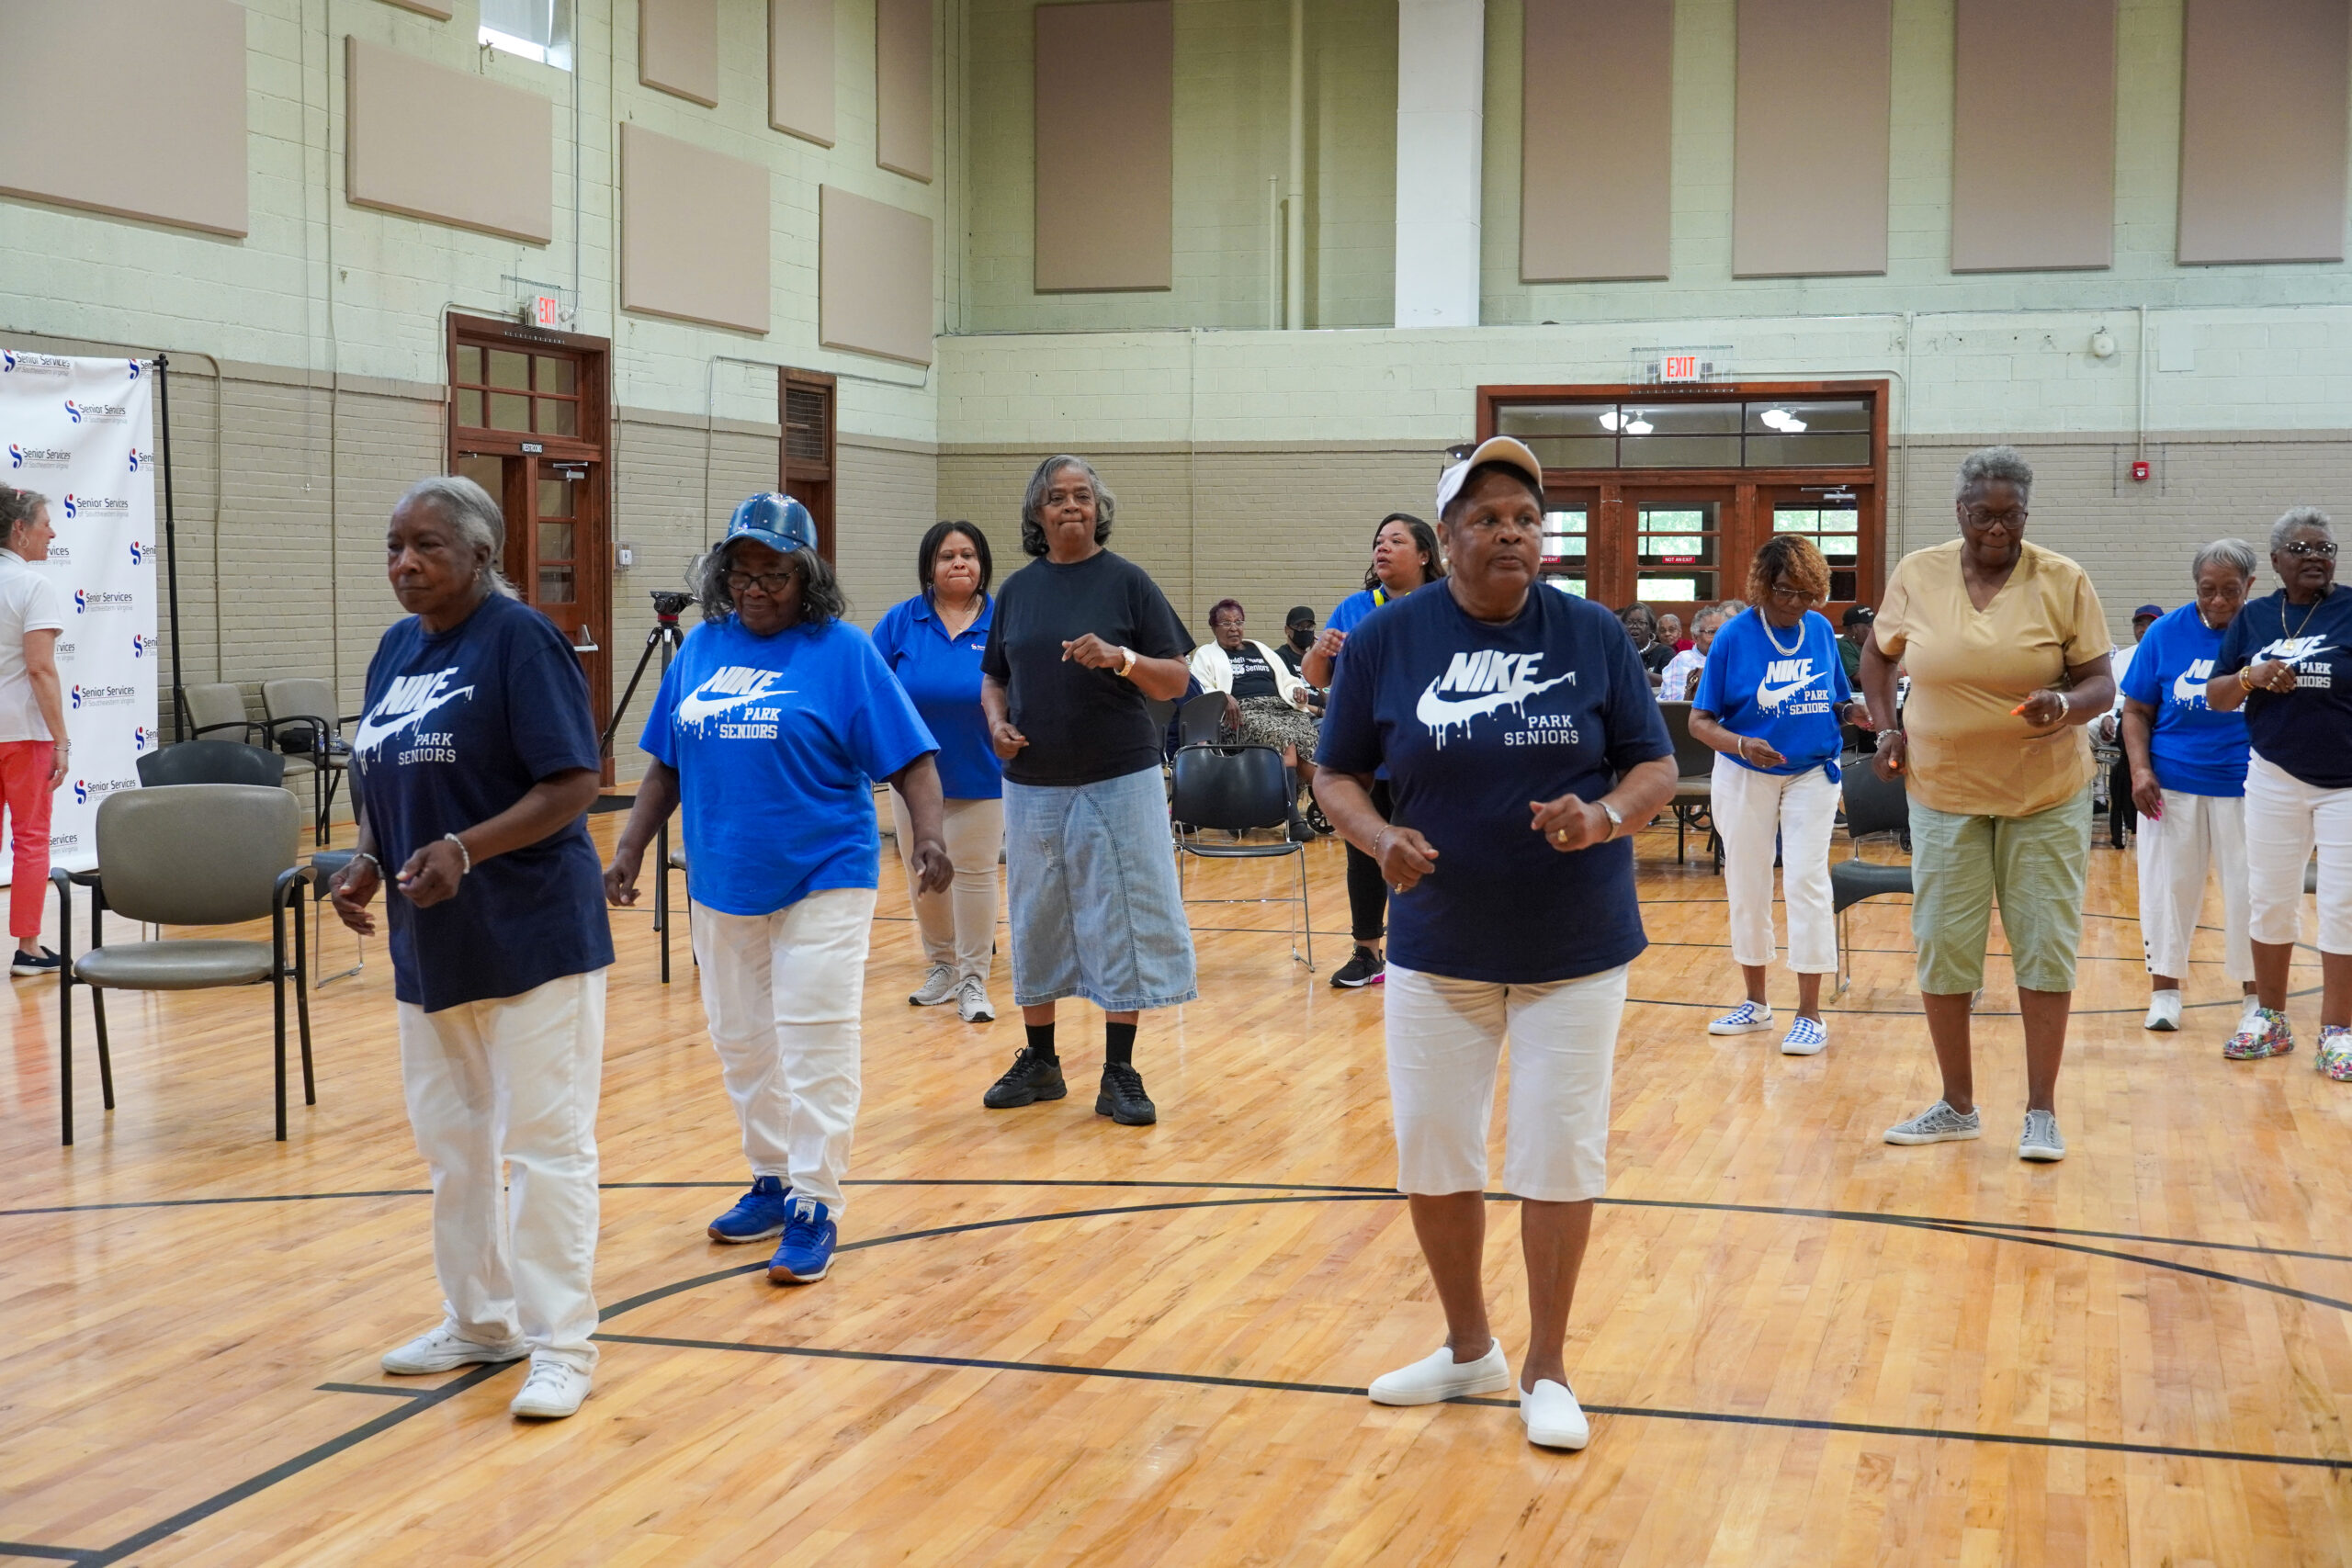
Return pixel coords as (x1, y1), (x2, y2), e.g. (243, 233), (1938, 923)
(3, 811), (2351, 1566)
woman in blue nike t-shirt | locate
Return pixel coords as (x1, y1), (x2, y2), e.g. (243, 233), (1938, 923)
(1688, 536), (1870, 1056)
(1316, 437), (1677, 1454)
(605, 495), (951, 1287)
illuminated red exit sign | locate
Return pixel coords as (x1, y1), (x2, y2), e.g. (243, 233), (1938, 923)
(1660, 355), (1702, 382)
(531, 295), (563, 328)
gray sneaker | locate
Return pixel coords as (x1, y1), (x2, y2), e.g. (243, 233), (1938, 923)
(909, 964), (956, 1007)
(1883, 1100), (1983, 1145)
(2018, 1108), (2066, 1162)
(955, 975), (995, 1023)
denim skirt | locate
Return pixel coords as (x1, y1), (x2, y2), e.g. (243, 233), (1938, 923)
(1002, 765), (1198, 1011)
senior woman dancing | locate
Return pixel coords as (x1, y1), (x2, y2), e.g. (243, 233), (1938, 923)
(2210, 508), (2352, 1076)
(1317, 436), (1676, 1452)
(1860, 446), (2112, 1162)
(333, 476), (612, 1421)
(1189, 598), (1321, 836)
(979, 456), (1195, 1125)
(2120, 541), (2257, 1036)
(1690, 538), (1868, 1055)
(606, 495), (949, 1286)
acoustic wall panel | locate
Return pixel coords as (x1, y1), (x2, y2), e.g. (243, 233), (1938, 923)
(620, 124), (770, 334)
(640, 0), (719, 107)
(820, 186), (934, 365)
(347, 38), (552, 244)
(0, 0), (247, 237)
(876, 0), (934, 181)
(1951, 0), (2116, 271)
(2178, 0), (2349, 264)
(1732, 0), (1891, 277)
(1521, 0), (1673, 283)
(1034, 1), (1174, 292)
(771, 0), (838, 146)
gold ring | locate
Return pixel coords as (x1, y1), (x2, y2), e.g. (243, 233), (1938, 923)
(1552, 828), (1570, 843)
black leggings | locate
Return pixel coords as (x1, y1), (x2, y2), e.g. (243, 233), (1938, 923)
(1343, 778), (1395, 943)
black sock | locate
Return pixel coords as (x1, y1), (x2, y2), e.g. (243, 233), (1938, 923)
(1104, 1021), (1136, 1067)
(1025, 1021), (1057, 1062)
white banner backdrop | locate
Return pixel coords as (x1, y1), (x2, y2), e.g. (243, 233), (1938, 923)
(0, 351), (159, 875)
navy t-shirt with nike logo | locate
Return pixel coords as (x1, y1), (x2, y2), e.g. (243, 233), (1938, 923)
(1317, 582), (1673, 985)
(353, 592), (614, 1012)
(2214, 586), (2352, 788)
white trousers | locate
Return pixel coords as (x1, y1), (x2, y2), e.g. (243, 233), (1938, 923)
(398, 969), (608, 1373)
(691, 887), (876, 1217)
(1384, 963), (1628, 1203)
(1712, 757), (1841, 974)
(2136, 788), (2254, 982)
(2245, 753), (2352, 953)
(888, 789), (1004, 982)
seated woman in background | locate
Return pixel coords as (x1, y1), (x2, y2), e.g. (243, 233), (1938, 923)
(1657, 604), (1726, 703)
(1619, 604), (1675, 682)
(1188, 597), (1324, 839)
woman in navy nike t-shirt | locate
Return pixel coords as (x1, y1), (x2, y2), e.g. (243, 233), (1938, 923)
(1316, 436), (1677, 1453)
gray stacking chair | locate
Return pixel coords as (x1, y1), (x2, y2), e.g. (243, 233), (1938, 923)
(261, 677), (356, 846)
(1657, 701), (1721, 870)
(53, 784), (315, 1145)
(1170, 742), (1313, 972)
(1831, 763), (1915, 994)
(135, 738), (286, 789)
(182, 681), (257, 744)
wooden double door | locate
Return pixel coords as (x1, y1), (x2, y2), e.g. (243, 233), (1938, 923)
(1537, 477), (1878, 626)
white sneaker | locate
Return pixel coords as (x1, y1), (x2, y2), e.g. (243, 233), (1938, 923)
(2144, 989), (2183, 1032)
(380, 1325), (526, 1375)
(2018, 1108), (2066, 1162)
(1780, 1016), (1827, 1055)
(909, 964), (956, 1007)
(1367, 1338), (1510, 1406)
(1520, 1378), (1590, 1450)
(1708, 1000), (1774, 1035)
(1883, 1100), (1982, 1145)
(510, 1358), (593, 1419)
(955, 975), (996, 1022)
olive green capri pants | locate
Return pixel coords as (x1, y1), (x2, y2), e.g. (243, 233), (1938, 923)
(1906, 786), (2093, 996)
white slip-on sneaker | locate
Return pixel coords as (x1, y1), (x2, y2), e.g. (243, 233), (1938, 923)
(909, 964), (956, 1007)
(2018, 1108), (2066, 1162)
(956, 975), (996, 1023)
(1708, 1000), (1774, 1036)
(380, 1325), (527, 1375)
(510, 1359), (593, 1419)
(1520, 1378), (1590, 1450)
(1883, 1100), (1982, 1145)
(1780, 1016), (1827, 1055)
(1367, 1338), (1510, 1406)
(2144, 990), (2183, 1032)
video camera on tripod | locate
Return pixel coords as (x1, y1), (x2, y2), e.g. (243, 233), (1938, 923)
(601, 589), (695, 758)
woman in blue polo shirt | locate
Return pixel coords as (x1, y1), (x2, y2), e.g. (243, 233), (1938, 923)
(605, 494), (949, 1288)
(873, 522), (1005, 1024)
(1689, 537), (1867, 1057)
(2120, 541), (2257, 1037)
(1317, 437), (1677, 1454)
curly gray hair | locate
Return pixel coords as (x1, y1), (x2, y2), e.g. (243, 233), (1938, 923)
(2270, 506), (2334, 552)
(396, 476), (516, 597)
(1019, 456), (1117, 558)
(2192, 537), (2259, 581)
(0, 486), (49, 548)
(1954, 445), (2034, 507)
(688, 537), (847, 628)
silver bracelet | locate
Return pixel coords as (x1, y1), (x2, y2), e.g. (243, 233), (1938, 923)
(349, 852), (381, 876)
(443, 832), (471, 875)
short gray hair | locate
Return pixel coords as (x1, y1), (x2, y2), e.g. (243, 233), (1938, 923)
(1018, 456), (1117, 558)
(1955, 445), (2034, 506)
(0, 486), (49, 547)
(2192, 537), (2258, 581)
(397, 475), (516, 597)
(2270, 506), (2335, 552)
(1691, 604), (1730, 633)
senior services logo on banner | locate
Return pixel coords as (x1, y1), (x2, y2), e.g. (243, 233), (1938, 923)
(0, 353), (157, 875)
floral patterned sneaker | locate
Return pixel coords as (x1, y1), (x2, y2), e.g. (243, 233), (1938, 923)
(2223, 1007), (2295, 1061)
(2316, 1025), (2352, 1082)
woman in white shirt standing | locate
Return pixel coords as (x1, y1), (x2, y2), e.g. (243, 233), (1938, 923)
(0, 489), (68, 976)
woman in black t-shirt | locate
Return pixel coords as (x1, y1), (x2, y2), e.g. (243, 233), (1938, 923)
(978, 456), (1198, 1125)
(1188, 598), (1322, 836)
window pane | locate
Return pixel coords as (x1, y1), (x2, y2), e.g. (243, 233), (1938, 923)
(454, 454), (503, 508)
(537, 477), (576, 518)
(1637, 507), (1716, 567)
(488, 349), (530, 390)
(1831, 569), (1860, 601)
(537, 398), (578, 436)
(1520, 435), (1615, 468)
(488, 391), (531, 431)
(456, 389), (484, 427)
(1622, 434), (1742, 468)
(537, 565), (576, 604)
(1636, 573), (1714, 601)
(1746, 432), (1871, 467)
(1544, 577), (1587, 598)
(537, 523), (574, 562)
(536, 355), (577, 394)
(1626, 401), (1741, 436)
(1744, 398), (1870, 434)
(456, 344), (484, 385)
(1541, 506), (1587, 563)
(1497, 404), (1616, 438)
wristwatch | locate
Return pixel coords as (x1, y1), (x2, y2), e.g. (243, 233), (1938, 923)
(1115, 645), (1136, 678)
(1599, 801), (1624, 840)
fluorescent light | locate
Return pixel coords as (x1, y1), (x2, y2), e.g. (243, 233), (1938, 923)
(1760, 408), (1807, 433)
(1599, 412), (1622, 431)
(1624, 418), (1654, 435)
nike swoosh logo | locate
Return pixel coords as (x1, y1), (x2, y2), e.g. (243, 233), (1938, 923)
(677, 684), (794, 726)
(2174, 670), (2206, 704)
(1757, 674), (1816, 707)
(2280, 644), (2336, 666)
(1415, 671), (1575, 738)
(352, 684), (476, 759)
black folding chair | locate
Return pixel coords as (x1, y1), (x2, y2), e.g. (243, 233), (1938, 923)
(1657, 701), (1722, 871)
(1831, 762), (1914, 993)
(1170, 743), (1313, 972)
(1177, 691), (1233, 750)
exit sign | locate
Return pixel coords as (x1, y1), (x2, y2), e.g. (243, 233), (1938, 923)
(530, 294), (563, 329)
(1660, 354), (1702, 382)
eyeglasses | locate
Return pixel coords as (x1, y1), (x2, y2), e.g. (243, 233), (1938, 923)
(725, 569), (797, 595)
(1962, 507), (2027, 528)
(2283, 540), (2339, 559)
(1768, 583), (1824, 606)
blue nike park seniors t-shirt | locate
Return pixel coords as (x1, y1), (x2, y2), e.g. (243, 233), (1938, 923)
(2214, 586), (2352, 789)
(2119, 604), (2250, 797)
(1317, 582), (1674, 985)
(643, 614), (938, 918)
(1690, 608), (1853, 780)
(871, 592), (1003, 801)
(352, 592), (614, 1012)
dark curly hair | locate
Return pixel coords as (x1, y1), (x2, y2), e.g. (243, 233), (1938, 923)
(1018, 456), (1116, 558)
(689, 536), (848, 628)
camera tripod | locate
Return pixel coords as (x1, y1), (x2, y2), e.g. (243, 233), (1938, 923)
(602, 592), (692, 982)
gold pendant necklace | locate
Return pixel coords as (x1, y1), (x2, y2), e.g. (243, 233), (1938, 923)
(2284, 586), (2327, 642)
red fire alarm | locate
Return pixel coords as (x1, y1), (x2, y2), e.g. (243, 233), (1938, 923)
(2131, 460), (2151, 482)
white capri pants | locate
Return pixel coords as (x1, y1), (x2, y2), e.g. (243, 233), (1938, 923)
(889, 790), (1004, 983)
(1711, 756), (1840, 974)
(1383, 963), (1629, 1203)
(692, 886), (876, 1219)
(2246, 753), (2352, 953)
(2137, 787), (2254, 982)
(399, 968), (608, 1373)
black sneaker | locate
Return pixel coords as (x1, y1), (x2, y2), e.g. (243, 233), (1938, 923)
(1330, 944), (1384, 989)
(10, 946), (61, 977)
(1095, 1063), (1157, 1125)
(982, 1048), (1067, 1109)
(1288, 809), (1312, 842)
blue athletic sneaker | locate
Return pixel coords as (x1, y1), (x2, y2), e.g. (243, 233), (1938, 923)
(768, 1196), (836, 1284)
(707, 1175), (793, 1243)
